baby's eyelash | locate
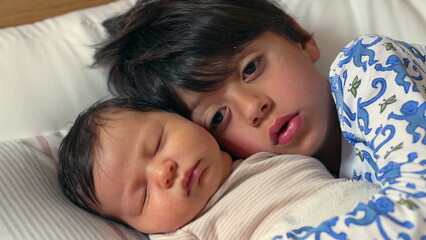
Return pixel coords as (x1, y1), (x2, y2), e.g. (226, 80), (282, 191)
(154, 128), (164, 155)
(139, 185), (148, 214)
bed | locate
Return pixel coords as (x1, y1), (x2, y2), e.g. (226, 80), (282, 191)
(0, 0), (425, 239)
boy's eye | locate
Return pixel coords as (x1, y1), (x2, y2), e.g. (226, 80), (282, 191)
(242, 58), (260, 80)
(210, 107), (227, 131)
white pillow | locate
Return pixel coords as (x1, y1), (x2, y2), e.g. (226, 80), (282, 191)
(0, 0), (136, 141)
(0, 132), (148, 240)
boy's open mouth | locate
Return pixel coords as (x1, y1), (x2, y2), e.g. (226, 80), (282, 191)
(269, 113), (301, 145)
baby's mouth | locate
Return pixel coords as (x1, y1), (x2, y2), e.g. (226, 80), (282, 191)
(182, 161), (202, 196)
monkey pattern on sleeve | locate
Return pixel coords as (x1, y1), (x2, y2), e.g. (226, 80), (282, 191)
(279, 35), (426, 240)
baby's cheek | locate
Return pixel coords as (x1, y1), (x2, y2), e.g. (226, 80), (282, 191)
(161, 199), (201, 231)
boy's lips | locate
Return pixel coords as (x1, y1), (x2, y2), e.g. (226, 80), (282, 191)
(182, 161), (203, 196)
(269, 113), (302, 145)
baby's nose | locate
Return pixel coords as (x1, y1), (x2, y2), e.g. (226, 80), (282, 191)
(154, 161), (177, 189)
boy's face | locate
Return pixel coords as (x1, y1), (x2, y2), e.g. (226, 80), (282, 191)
(92, 110), (232, 233)
(183, 31), (335, 158)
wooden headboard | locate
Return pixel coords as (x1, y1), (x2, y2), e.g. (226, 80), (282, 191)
(0, 0), (117, 29)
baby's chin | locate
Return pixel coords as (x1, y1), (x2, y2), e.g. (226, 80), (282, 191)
(141, 213), (200, 234)
(139, 201), (211, 234)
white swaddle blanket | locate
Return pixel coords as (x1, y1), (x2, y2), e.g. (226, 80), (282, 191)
(263, 180), (380, 240)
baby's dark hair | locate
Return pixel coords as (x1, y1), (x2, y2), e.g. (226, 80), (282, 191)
(94, 0), (312, 115)
(58, 98), (157, 215)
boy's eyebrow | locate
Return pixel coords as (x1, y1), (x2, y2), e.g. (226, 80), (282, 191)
(179, 89), (207, 112)
(233, 43), (261, 72)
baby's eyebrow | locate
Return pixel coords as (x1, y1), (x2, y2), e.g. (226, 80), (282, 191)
(138, 187), (147, 214)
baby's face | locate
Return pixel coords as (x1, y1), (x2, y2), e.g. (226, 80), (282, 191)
(183, 31), (335, 159)
(92, 110), (232, 233)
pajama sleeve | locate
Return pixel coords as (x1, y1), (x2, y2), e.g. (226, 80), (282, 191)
(279, 35), (426, 239)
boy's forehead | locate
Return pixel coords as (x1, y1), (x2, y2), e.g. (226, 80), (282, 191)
(178, 35), (267, 106)
(238, 31), (285, 51)
(179, 89), (206, 112)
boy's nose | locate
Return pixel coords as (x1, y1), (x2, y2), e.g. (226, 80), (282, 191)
(149, 160), (177, 189)
(232, 90), (271, 126)
(250, 101), (270, 126)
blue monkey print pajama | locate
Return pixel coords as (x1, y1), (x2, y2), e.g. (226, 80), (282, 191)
(275, 35), (426, 239)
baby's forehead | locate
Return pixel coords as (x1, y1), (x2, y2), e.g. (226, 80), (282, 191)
(97, 109), (153, 129)
(91, 154), (130, 217)
(94, 109), (169, 152)
(102, 108), (146, 120)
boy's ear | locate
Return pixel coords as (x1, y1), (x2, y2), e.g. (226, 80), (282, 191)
(288, 17), (321, 62)
(302, 38), (321, 63)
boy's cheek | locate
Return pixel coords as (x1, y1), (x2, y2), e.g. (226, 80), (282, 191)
(219, 133), (264, 158)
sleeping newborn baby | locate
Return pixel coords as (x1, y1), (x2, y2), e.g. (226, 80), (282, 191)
(58, 98), (379, 240)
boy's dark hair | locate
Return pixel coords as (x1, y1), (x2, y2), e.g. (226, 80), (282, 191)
(94, 0), (312, 115)
(58, 98), (157, 214)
